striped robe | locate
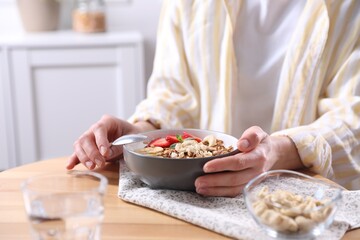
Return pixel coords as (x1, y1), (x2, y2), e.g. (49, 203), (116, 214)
(129, 0), (360, 189)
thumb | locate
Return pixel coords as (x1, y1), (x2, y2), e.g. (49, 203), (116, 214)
(237, 126), (268, 152)
(106, 145), (124, 161)
(237, 138), (251, 152)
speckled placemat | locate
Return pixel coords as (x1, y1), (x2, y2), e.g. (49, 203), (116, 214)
(118, 160), (360, 240)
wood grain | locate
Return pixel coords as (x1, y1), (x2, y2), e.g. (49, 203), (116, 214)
(0, 157), (357, 240)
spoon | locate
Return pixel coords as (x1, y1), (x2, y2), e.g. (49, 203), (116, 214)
(111, 134), (148, 146)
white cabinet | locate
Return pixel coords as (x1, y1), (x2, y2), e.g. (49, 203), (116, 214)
(0, 50), (9, 170)
(0, 31), (145, 167)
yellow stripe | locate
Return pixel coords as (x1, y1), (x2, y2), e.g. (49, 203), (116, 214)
(329, 1), (359, 83)
(157, 0), (170, 75)
(213, 0), (221, 80)
(344, 40), (360, 97)
(222, 23), (232, 133)
(334, 169), (359, 179)
(326, 1), (344, 79)
(173, 2), (195, 127)
(220, 0), (237, 133)
(273, 1), (324, 130)
(187, 1), (197, 127)
(343, 182), (352, 190)
(200, 0), (211, 129)
(164, 3), (176, 125)
(293, 8), (328, 125)
(332, 157), (351, 167)
(330, 151), (358, 169)
(298, 133), (332, 176)
(210, 0), (222, 130)
(330, 130), (360, 154)
(155, 1), (171, 125)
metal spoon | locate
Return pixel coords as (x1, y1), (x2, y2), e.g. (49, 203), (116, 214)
(111, 134), (148, 146)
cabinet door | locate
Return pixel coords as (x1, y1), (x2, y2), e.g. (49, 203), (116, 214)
(0, 49), (17, 170)
(0, 50), (9, 170)
(10, 46), (144, 165)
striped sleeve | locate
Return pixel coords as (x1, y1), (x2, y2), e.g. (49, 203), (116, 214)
(128, 0), (200, 129)
(273, 39), (360, 189)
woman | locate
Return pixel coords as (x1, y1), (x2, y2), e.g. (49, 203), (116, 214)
(67, 0), (360, 196)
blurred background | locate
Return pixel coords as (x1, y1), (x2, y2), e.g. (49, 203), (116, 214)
(0, 0), (162, 79)
(0, 0), (163, 170)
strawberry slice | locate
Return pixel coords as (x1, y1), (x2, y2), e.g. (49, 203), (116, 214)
(165, 135), (180, 144)
(182, 131), (202, 142)
(148, 137), (171, 148)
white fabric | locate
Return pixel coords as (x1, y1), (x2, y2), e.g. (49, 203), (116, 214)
(118, 160), (360, 240)
(234, 0), (305, 136)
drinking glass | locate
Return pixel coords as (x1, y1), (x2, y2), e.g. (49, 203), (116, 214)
(21, 171), (108, 240)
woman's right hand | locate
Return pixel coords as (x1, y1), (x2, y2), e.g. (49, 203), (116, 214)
(66, 114), (154, 170)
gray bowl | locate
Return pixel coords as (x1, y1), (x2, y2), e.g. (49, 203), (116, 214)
(123, 129), (239, 191)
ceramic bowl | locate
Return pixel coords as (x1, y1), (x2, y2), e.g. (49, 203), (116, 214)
(123, 128), (239, 191)
(243, 170), (342, 239)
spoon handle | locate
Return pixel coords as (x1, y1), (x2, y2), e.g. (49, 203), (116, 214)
(111, 134), (148, 146)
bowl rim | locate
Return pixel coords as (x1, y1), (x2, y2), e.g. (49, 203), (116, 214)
(123, 128), (240, 161)
(243, 169), (343, 212)
(243, 170), (343, 238)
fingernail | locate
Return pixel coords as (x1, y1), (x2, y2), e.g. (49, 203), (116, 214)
(239, 139), (249, 149)
(95, 159), (103, 167)
(100, 146), (107, 156)
(204, 166), (214, 173)
(196, 188), (207, 195)
(195, 181), (206, 188)
(85, 161), (93, 169)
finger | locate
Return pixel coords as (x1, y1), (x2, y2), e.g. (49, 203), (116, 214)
(237, 126), (268, 152)
(79, 134), (106, 168)
(203, 153), (258, 173)
(196, 184), (246, 197)
(109, 145), (124, 159)
(66, 153), (80, 170)
(73, 140), (96, 170)
(91, 121), (112, 158)
(195, 168), (259, 189)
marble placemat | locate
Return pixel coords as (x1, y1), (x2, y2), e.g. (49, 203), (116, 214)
(118, 160), (360, 240)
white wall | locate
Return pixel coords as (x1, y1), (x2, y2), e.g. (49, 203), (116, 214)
(105, 0), (163, 80)
(0, 0), (23, 34)
(0, 0), (162, 80)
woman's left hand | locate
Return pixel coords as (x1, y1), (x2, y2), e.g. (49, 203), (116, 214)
(194, 126), (302, 197)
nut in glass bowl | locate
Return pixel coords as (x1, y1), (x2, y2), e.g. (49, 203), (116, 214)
(243, 170), (342, 239)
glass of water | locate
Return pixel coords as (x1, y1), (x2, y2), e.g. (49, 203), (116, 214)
(21, 171), (108, 240)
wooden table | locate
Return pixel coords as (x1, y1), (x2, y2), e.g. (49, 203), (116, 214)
(0, 157), (358, 240)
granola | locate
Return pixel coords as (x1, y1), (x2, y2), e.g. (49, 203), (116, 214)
(136, 132), (234, 158)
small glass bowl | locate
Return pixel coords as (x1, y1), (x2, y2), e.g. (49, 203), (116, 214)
(243, 170), (342, 239)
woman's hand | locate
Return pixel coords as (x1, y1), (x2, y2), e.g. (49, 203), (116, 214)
(194, 126), (303, 197)
(66, 115), (156, 170)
